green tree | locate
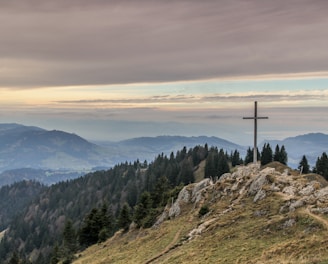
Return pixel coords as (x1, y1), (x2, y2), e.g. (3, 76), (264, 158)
(118, 203), (131, 231)
(231, 150), (243, 167)
(244, 147), (260, 164)
(298, 155), (310, 174)
(273, 144), (281, 162)
(261, 143), (273, 166)
(205, 147), (218, 178)
(50, 244), (60, 264)
(274, 144), (288, 165)
(244, 147), (253, 164)
(280, 145), (288, 165)
(62, 220), (76, 252)
(217, 149), (230, 178)
(78, 208), (101, 246)
(134, 191), (153, 227)
(178, 158), (195, 185)
(315, 152), (328, 179)
(8, 251), (20, 264)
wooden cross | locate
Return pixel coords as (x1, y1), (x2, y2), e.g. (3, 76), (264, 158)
(243, 101), (268, 163)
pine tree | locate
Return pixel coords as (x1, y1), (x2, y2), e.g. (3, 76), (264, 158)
(118, 203), (131, 231)
(62, 220), (76, 253)
(273, 144), (288, 165)
(78, 208), (101, 246)
(273, 144), (280, 162)
(231, 150), (242, 167)
(179, 158), (195, 185)
(315, 152), (328, 179)
(298, 155), (310, 174)
(279, 145), (288, 165)
(261, 143), (273, 166)
(8, 251), (20, 264)
(244, 147), (253, 165)
(134, 191), (153, 228)
(217, 149), (230, 178)
(205, 148), (218, 178)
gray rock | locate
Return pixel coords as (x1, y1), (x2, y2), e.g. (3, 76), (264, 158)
(282, 186), (297, 196)
(283, 218), (296, 228)
(299, 184), (315, 196)
(289, 200), (304, 212)
(310, 207), (328, 214)
(249, 174), (269, 195)
(191, 178), (212, 203)
(254, 189), (266, 203)
(315, 186), (328, 202)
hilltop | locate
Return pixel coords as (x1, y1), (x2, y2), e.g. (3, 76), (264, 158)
(74, 162), (328, 264)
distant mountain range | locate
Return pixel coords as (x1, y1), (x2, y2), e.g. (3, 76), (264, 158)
(0, 123), (113, 171)
(264, 133), (328, 168)
(0, 123), (327, 185)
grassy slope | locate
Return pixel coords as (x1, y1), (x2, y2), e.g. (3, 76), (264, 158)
(74, 164), (328, 264)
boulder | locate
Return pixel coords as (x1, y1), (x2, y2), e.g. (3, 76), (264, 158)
(282, 186), (297, 196)
(254, 189), (266, 203)
(191, 178), (212, 203)
(249, 174), (269, 195)
(315, 186), (328, 203)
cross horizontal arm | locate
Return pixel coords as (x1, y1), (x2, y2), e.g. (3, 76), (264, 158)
(243, 117), (268, 119)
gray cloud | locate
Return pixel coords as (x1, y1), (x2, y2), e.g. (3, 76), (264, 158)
(53, 91), (328, 105)
(1, 0), (328, 88)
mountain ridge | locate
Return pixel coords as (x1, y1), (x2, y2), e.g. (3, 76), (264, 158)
(0, 123), (328, 185)
(73, 162), (328, 263)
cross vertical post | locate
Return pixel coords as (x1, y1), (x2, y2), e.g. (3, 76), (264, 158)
(243, 101), (268, 163)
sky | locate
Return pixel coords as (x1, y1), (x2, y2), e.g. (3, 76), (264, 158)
(1, 0), (328, 146)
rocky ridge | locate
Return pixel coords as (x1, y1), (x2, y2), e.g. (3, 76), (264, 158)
(74, 162), (328, 263)
(156, 162), (328, 240)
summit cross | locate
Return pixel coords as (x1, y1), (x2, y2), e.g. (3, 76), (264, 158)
(243, 101), (268, 163)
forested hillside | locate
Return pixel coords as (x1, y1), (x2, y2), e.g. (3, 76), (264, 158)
(0, 181), (45, 230)
(0, 144), (240, 263)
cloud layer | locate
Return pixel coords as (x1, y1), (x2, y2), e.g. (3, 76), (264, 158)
(1, 0), (328, 88)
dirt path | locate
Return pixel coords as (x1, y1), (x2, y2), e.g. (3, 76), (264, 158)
(305, 207), (328, 229)
(144, 228), (182, 264)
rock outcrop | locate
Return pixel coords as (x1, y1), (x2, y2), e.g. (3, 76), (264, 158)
(155, 162), (328, 239)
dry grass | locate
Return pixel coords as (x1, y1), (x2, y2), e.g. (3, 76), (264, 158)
(73, 166), (328, 264)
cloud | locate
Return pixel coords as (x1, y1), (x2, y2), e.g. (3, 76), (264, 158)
(1, 0), (328, 88)
(52, 89), (328, 107)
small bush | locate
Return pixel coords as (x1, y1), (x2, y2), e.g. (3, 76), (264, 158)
(198, 205), (209, 217)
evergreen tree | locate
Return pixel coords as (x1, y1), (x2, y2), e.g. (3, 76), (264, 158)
(315, 152), (328, 180)
(134, 191), (153, 228)
(178, 158), (195, 185)
(97, 203), (113, 242)
(273, 144), (288, 165)
(231, 150), (243, 167)
(50, 244), (60, 264)
(279, 145), (288, 165)
(244, 147), (260, 164)
(298, 155), (310, 174)
(62, 220), (76, 253)
(261, 143), (273, 166)
(204, 148), (218, 178)
(244, 147), (253, 164)
(8, 251), (20, 264)
(217, 149), (230, 178)
(78, 208), (101, 246)
(118, 203), (131, 231)
(273, 144), (280, 162)
(151, 176), (169, 207)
